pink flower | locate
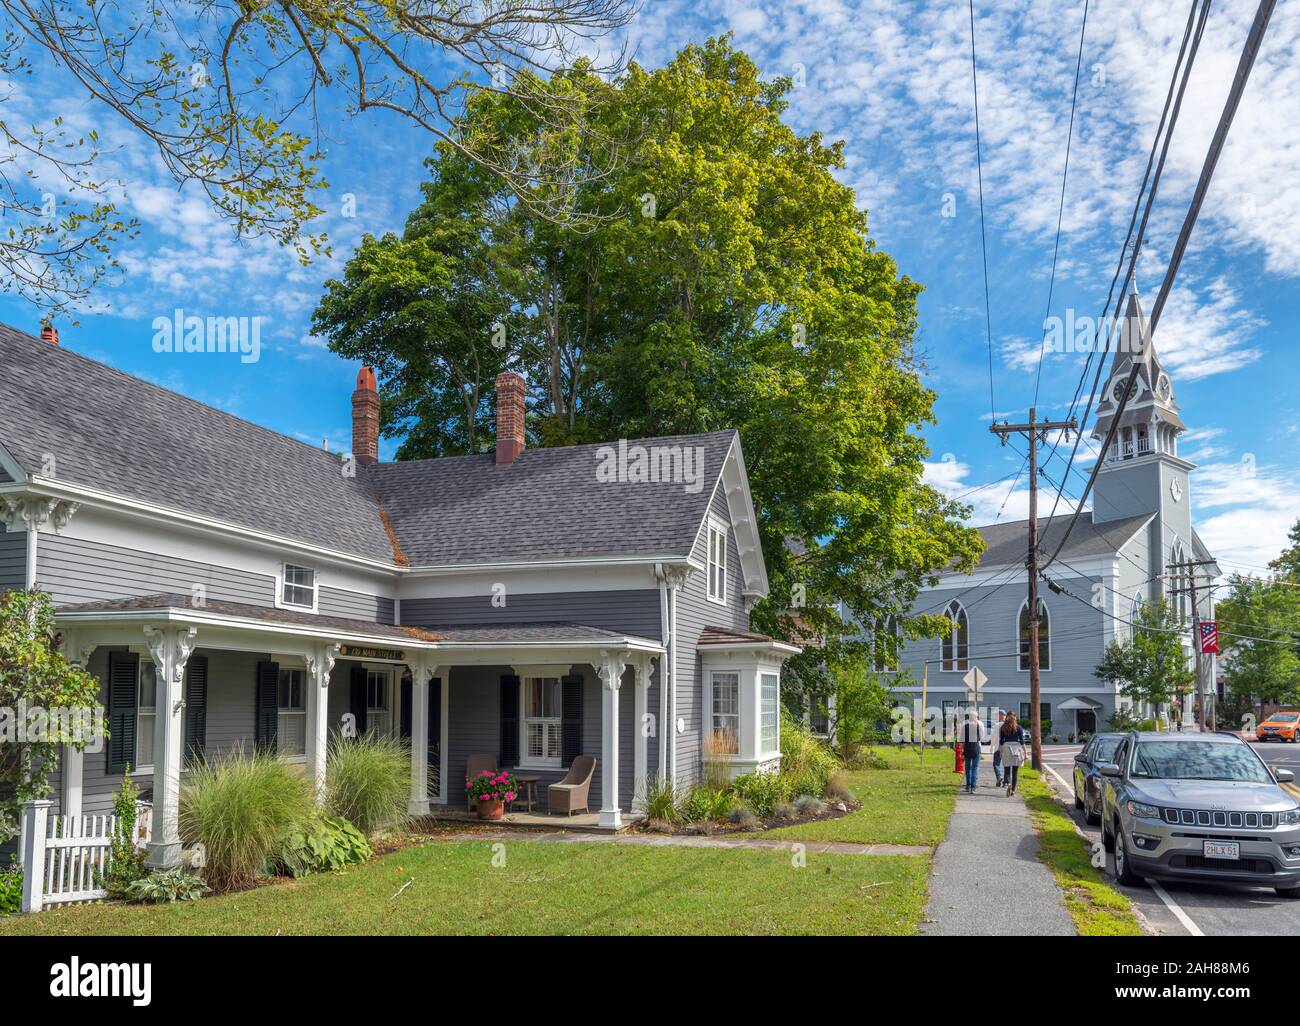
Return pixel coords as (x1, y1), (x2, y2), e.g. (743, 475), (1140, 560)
(505, 792), (517, 802)
(480, 769), (493, 777)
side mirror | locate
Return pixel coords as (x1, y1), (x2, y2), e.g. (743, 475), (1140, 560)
(1074, 753), (1087, 763)
(1099, 763), (1122, 778)
(1277, 769), (1295, 784)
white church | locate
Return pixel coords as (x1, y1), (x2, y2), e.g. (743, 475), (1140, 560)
(886, 291), (1219, 736)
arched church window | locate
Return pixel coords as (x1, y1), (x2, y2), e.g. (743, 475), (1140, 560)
(1018, 599), (1050, 671)
(941, 601), (969, 672)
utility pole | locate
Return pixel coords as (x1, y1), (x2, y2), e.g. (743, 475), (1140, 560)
(1169, 557), (1218, 732)
(990, 407), (1078, 771)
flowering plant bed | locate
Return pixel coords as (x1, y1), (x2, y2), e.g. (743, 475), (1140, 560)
(465, 769), (518, 806)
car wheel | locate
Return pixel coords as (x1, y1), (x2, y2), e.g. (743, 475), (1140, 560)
(1101, 810), (1115, 852)
(1276, 885), (1300, 898)
(1085, 796), (1101, 826)
(1113, 824), (1142, 887)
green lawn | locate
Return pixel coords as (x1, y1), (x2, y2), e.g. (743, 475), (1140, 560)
(0, 838), (931, 936)
(756, 745), (956, 846)
(1018, 769), (1142, 937)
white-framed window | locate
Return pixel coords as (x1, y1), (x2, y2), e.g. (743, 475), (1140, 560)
(707, 520), (728, 604)
(280, 563), (317, 610)
(760, 672), (779, 753)
(278, 667), (307, 757)
(710, 671), (740, 754)
(136, 661), (157, 772)
(940, 600), (969, 672)
(522, 677), (563, 766)
(1017, 598), (1051, 672)
(366, 668), (391, 736)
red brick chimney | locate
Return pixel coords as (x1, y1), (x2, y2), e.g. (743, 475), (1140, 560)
(352, 366), (380, 466)
(41, 323), (58, 346)
(495, 371), (526, 466)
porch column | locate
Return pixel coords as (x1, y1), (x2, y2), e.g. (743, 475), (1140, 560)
(597, 650), (628, 829)
(408, 662), (441, 817)
(631, 655), (653, 814)
(144, 625), (198, 868)
(305, 642), (340, 801)
(58, 632), (98, 825)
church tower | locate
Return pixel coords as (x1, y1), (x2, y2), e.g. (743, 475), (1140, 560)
(1090, 289), (1197, 608)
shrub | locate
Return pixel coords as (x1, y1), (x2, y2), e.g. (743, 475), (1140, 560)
(732, 772), (792, 817)
(794, 794), (824, 815)
(726, 803), (758, 829)
(641, 776), (681, 824)
(275, 814), (372, 877)
(779, 712), (839, 796)
(102, 769), (146, 898)
(681, 785), (733, 823)
(179, 749), (314, 893)
(702, 729), (736, 792)
(771, 800), (797, 820)
(0, 858), (20, 915)
(127, 867), (209, 903)
(823, 768), (856, 804)
(326, 732), (411, 838)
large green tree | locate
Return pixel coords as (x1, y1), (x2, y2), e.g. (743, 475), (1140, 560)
(1217, 572), (1300, 721)
(1094, 599), (1195, 719)
(313, 38), (983, 658)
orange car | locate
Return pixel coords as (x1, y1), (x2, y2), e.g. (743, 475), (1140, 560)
(1257, 711), (1300, 742)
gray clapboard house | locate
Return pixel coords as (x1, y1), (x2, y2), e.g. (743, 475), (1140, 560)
(886, 291), (1220, 734)
(0, 323), (796, 866)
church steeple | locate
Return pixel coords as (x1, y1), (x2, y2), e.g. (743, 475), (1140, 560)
(1090, 288), (1184, 462)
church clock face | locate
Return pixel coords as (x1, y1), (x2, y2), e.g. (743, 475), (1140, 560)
(1111, 378), (1137, 403)
(1156, 373), (1171, 401)
(1170, 477), (1183, 503)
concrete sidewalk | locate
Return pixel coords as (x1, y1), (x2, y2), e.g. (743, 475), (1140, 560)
(921, 763), (1074, 935)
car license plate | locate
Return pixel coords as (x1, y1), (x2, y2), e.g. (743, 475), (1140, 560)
(1203, 840), (1239, 860)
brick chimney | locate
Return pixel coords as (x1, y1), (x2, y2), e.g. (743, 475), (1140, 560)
(41, 323), (58, 346)
(352, 366), (380, 466)
(495, 371), (526, 466)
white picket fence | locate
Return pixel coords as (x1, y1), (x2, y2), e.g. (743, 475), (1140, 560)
(19, 799), (152, 913)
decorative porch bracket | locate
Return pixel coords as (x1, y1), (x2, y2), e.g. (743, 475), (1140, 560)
(143, 624), (198, 869)
(596, 649), (630, 829)
(304, 641), (341, 801)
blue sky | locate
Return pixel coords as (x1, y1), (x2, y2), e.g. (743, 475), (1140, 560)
(3, 0), (1297, 577)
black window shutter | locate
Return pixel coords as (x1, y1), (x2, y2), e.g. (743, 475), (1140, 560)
(499, 675), (520, 767)
(184, 655), (209, 764)
(349, 665), (368, 737)
(561, 674), (584, 766)
(254, 660), (279, 750)
(105, 650), (139, 775)
(399, 675), (412, 740)
(429, 677), (442, 765)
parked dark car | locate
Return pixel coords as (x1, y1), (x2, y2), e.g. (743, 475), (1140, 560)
(1073, 732), (1124, 825)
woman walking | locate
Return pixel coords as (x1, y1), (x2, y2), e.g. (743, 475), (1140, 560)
(999, 712), (1027, 796)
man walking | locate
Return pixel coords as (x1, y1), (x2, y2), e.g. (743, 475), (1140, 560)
(991, 710), (1006, 787)
(960, 710), (985, 794)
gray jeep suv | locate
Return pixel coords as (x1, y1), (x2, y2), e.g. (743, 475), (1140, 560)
(1099, 730), (1300, 896)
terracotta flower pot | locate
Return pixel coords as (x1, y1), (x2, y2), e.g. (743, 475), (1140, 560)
(477, 798), (506, 821)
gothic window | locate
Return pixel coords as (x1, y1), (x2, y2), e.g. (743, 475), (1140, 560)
(941, 601), (969, 672)
(1018, 599), (1051, 671)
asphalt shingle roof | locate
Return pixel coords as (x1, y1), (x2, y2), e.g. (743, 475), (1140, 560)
(975, 512), (1154, 568)
(369, 432), (735, 566)
(0, 324), (735, 567)
(0, 324), (394, 560)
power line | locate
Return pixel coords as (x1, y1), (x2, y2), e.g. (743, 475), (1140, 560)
(1032, 0), (1091, 409)
(968, 0), (997, 422)
(1043, 0), (1275, 570)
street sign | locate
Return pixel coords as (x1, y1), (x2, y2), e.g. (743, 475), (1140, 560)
(963, 665), (987, 702)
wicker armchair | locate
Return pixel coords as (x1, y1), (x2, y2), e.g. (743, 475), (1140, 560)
(548, 756), (596, 816)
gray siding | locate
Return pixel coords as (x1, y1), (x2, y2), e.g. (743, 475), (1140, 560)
(0, 531), (25, 592)
(36, 533), (276, 607)
(403, 589), (662, 640)
(445, 663), (641, 812)
(890, 571), (1116, 734)
(673, 487), (750, 788)
(319, 585), (395, 625)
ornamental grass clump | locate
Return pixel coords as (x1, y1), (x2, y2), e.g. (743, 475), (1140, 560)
(179, 749), (314, 893)
(325, 732), (412, 838)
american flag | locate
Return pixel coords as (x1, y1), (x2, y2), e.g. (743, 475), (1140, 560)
(1199, 621), (1220, 654)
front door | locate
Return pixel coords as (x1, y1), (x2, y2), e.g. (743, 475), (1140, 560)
(1077, 710), (1096, 735)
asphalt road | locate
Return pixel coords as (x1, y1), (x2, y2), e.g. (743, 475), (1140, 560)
(1038, 739), (1300, 936)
